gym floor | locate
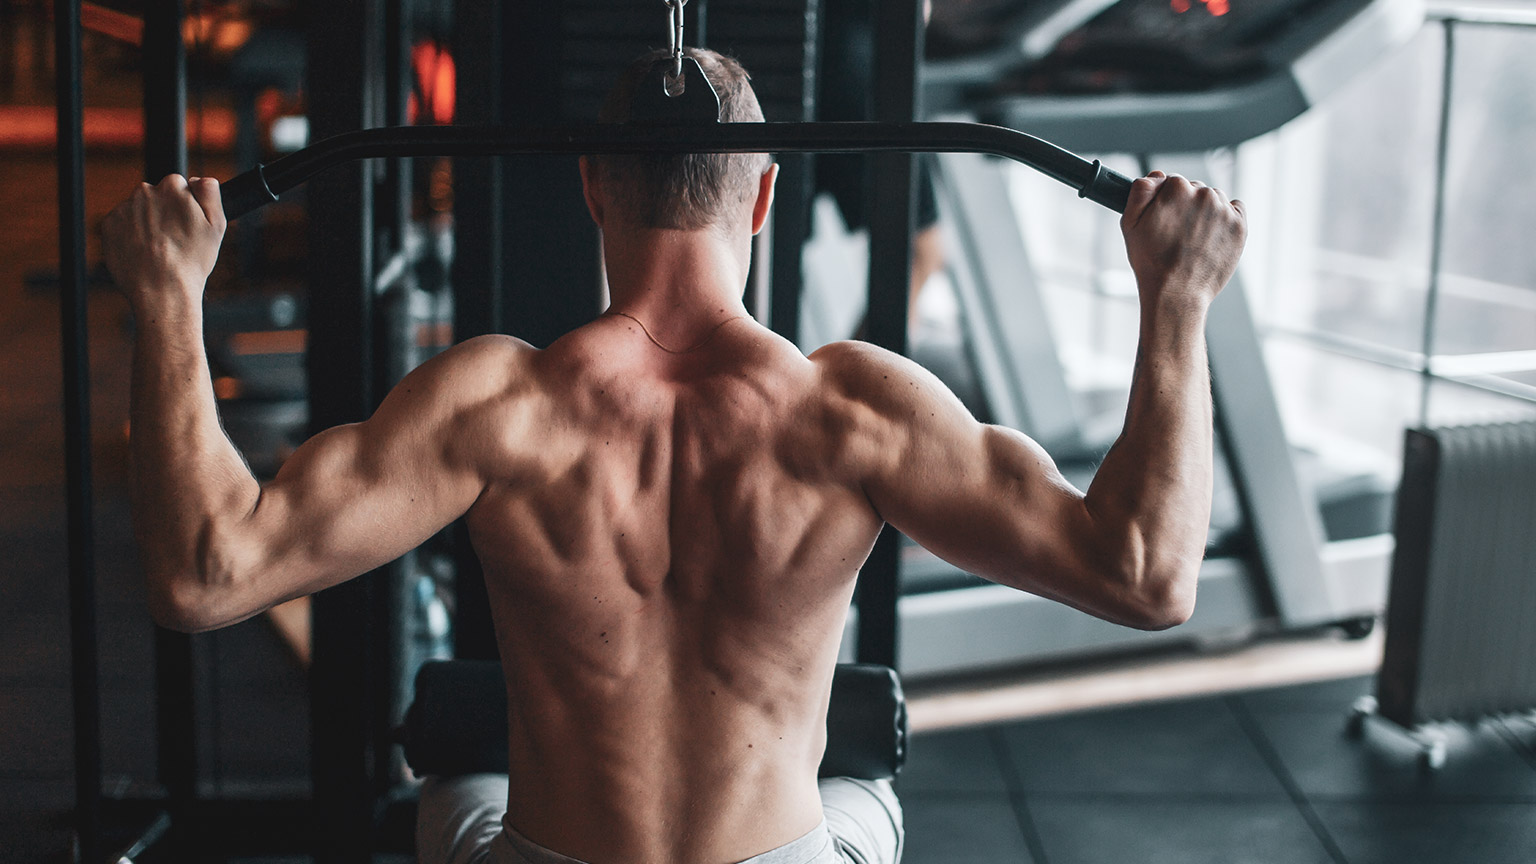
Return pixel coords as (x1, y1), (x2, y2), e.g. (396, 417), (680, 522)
(3, 62), (1535, 864)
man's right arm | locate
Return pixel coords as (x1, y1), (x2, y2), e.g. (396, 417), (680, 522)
(818, 172), (1245, 630)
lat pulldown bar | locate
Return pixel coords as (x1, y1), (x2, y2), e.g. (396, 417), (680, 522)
(219, 121), (1134, 219)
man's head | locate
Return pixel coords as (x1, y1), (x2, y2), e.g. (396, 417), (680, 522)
(584, 48), (775, 234)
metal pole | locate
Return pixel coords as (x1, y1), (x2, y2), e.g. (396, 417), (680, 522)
(449, 0), (503, 662)
(855, 0), (924, 671)
(376, 0), (416, 792)
(307, 2), (379, 861)
(766, 0), (820, 343)
(56, 1), (103, 859)
(381, 0), (412, 242)
(1419, 21), (1457, 424)
(142, 3), (200, 844)
(0, 0), (16, 100)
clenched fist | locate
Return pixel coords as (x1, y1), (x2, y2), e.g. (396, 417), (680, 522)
(101, 174), (226, 311)
(1120, 171), (1246, 308)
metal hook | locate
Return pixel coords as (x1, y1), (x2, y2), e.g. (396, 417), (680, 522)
(666, 0), (689, 83)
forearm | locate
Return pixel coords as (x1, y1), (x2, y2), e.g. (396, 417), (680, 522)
(1084, 293), (1213, 624)
(130, 294), (260, 619)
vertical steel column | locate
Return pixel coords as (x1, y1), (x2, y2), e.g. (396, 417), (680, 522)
(0, 0), (15, 100)
(381, 0), (413, 244)
(1419, 21), (1456, 424)
(690, 0), (708, 48)
(56, 2), (101, 860)
(767, 0), (819, 343)
(500, 0), (600, 348)
(375, 0), (416, 792)
(854, 0), (923, 670)
(307, 2), (380, 861)
(141, 4), (200, 846)
(449, 0), (503, 661)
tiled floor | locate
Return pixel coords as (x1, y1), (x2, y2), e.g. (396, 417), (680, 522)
(896, 681), (1536, 864)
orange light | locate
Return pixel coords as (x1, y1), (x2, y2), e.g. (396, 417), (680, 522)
(229, 329), (308, 357)
(213, 376), (244, 400)
(1171, 0), (1191, 13)
(408, 40), (458, 125)
(1206, 0), (1230, 14)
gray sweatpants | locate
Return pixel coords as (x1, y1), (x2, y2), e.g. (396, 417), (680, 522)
(417, 774), (904, 864)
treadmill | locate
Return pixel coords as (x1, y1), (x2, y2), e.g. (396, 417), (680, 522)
(809, 0), (1424, 679)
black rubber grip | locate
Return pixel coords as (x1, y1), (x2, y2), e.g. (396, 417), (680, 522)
(399, 660), (908, 781)
(1078, 159), (1134, 214)
(220, 164), (278, 221)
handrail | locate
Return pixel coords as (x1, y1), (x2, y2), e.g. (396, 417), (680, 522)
(219, 120), (1135, 219)
(1426, 0), (1536, 27)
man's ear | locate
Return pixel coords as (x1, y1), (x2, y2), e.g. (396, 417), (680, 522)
(579, 156), (605, 228)
(750, 162), (779, 236)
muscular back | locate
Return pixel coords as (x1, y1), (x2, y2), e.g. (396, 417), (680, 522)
(463, 316), (884, 863)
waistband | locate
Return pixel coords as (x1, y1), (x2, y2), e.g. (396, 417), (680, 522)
(496, 817), (837, 864)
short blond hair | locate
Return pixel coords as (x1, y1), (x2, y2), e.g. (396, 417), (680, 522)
(592, 48), (773, 231)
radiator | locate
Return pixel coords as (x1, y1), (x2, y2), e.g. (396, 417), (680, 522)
(1377, 420), (1536, 728)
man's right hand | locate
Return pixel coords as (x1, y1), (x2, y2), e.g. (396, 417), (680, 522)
(1121, 171), (1247, 307)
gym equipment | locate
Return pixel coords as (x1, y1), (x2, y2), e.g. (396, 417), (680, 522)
(217, 120), (1137, 220)
(929, 0), (1425, 153)
(400, 661), (908, 781)
(1348, 420), (1536, 771)
(217, 1), (1132, 220)
(802, 0), (1423, 678)
(55, 1), (1003, 859)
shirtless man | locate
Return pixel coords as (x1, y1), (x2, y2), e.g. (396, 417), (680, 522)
(103, 49), (1244, 864)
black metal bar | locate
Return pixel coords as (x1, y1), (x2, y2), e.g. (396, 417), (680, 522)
(144, 0), (187, 180)
(142, 4), (201, 850)
(448, 0), (502, 663)
(766, 0), (818, 343)
(1419, 20), (1456, 425)
(0, 0), (15, 100)
(220, 122), (1134, 220)
(854, 0), (924, 671)
(56, 2), (102, 860)
(692, 0), (707, 48)
(377, 0), (416, 792)
(499, 1), (599, 349)
(307, 2), (379, 862)
(381, 0), (412, 245)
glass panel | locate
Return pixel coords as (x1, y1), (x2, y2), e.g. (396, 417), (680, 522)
(1432, 24), (1536, 357)
(1264, 339), (1421, 469)
(1010, 155), (1141, 433)
(1426, 376), (1536, 427)
(1249, 25), (1445, 355)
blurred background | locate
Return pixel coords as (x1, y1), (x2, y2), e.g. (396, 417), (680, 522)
(2, 0), (1534, 861)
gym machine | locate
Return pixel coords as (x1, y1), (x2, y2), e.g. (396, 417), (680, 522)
(831, 0), (1424, 677)
(55, 0), (1139, 859)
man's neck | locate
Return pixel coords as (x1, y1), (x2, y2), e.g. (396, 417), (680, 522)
(601, 223), (753, 344)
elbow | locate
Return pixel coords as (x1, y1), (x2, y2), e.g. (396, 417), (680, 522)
(1121, 564), (1198, 631)
(143, 535), (247, 633)
(146, 577), (224, 633)
(136, 510), (254, 632)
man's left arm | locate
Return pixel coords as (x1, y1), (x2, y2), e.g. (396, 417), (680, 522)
(105, 176), (494, 632)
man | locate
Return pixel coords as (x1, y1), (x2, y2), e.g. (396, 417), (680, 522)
(103, 48), (1244, 864)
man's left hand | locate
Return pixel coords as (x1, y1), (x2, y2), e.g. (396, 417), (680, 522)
(102, 174), (226, 311)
